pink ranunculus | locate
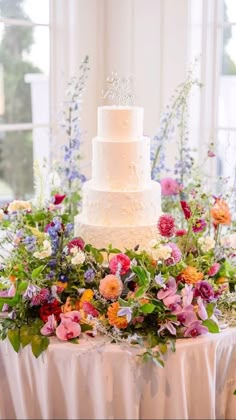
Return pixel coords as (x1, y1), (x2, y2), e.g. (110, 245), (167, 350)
(67, 237), (85, 252)
(180, 201), (191, 219)
(192, 219), (207, 233)
(194, 281), (214, 302)
(175, 229), (187, 237)
(60, 310), (81, 323)
(53, 194), (66, 205)
(157, 214), (175, 237)
(56, 319), (81, 341)
(82, 301), (99, 317)
(109, 253), (131, 276)
(160, 177), (180, 196)
(208, 263), (220, 277)
(184, 320), (208, 337)
(165, 243), (182, 266)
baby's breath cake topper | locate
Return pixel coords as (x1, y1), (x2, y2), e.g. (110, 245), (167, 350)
(102, 72), (135, 106)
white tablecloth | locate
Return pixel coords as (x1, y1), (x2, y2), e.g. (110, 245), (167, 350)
(0, 328), (236, 419)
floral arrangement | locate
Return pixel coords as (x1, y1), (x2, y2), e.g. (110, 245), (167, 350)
(0, 189), (235, 364)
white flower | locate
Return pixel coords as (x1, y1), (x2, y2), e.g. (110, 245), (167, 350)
(0, 209), (4, 221)
(33, 240), (52, 259)
(71, 249), (86, 265)
(8, 200), (31, 213)
(221, 233), (236, 249)
(150, 244), (172, 261)
(198, 236), (215, 253)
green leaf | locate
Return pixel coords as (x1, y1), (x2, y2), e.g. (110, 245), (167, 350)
(169, 339), (176, 352)
(90, 247), (104, 264)
(132, 266), (150, 287)
(8, 328), (21, 353)
(159, 342), (168, 354)
(202, 319), (220, 333)
(233, 390), (236, 395)
(140, 303), (155, 314)
(31, 335), (49, 358)
(135, 286), (147, 299)
(118, 298), (130, 307)
(142, 352), (152, 362)
(206, 303), (215, 318)
(20, 325), (32, 347)
(18, 281), (28, 293)
(152, 354), (164, 368)
(31, 265), (46, 279)
(81, 323), (93, 332)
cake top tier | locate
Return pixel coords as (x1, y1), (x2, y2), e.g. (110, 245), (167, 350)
(97, 106), (143, 140)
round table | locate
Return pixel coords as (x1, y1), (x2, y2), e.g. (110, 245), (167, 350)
(0, 328), (236, 419)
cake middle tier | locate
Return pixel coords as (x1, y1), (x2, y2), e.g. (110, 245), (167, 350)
(80, 180), (161, 226)
(92, 136), (151, 190)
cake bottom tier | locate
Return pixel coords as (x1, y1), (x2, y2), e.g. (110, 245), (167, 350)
(74, 218), (160, 251)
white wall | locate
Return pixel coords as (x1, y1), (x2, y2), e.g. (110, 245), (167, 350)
(50, 0), (190, 176)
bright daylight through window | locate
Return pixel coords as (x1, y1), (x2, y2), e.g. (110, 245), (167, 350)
(0, 0), (50, 204)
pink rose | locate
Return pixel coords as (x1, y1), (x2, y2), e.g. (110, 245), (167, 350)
(109, 253), (131, 275)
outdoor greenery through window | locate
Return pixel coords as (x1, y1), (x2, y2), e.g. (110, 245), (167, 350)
(0, 0), (50, 204)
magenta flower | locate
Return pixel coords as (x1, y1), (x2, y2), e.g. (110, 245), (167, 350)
(53, 194), (66, 205)
(82, 301), (99, 317)
(157, 277), (177, 300)
(175, 229), (187, 237)
(176, 305), (197, 326)
(157, 214), (175, 237)
(109, 253), (131, 276)
(197, 297), (208, 321)
(165, 243), (182, 266)
(194, 281), (214, 302)
(168, 302), (182, 314)
(60, 310), (81, 323)
(56, 319), (81, 341)
(208, 263), (220, 277)
(31, 288), (50, 306)
(160, 177), (180, 196)
(184, 321), (208, 337)
(41, 314), (57, 336)
(192, 219), (207, 233)
(67, 237), (85, 252)
(180, 201), (191, 219)
(163, 294), (181, 308)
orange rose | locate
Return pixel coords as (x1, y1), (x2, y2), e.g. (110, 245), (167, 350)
(210, 199), (231, 225)
(107, 302), (128, 329)
(180, 266), (203, 284)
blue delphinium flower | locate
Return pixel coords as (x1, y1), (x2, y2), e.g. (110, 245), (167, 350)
(84, 269), (95, 283)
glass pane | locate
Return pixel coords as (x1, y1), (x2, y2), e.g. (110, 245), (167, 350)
(218, 74), (236, 127)
(221, 26), (236, 75)
(224, 0), (236, 23)
(0, 130), (34, 203)
(0, 0), (49, 25)
(0, 23), (49, 124)
(217, 130), (236, 182)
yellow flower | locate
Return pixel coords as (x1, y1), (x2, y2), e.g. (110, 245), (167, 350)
(99, 275), (123, 300)
(180, 266), (203, 284)
(80, 289), (94, 303)
(107, 302), (128, 329)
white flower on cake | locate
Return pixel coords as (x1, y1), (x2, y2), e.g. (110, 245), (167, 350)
(33, 240), (52, 259)
(198, 236), (215, 253)
(71, 249), (86, 265)
(8, 200), (31, 213)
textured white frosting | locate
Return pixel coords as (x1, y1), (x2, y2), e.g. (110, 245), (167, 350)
(97, 106), (143, 139)
(92, 136), (150, 191)
(75, 106), (162, 250)
(79, 180), (161, 226)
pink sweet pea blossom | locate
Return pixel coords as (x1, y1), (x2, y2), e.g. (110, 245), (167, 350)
(181, 284), (194, 306)
(160, 177), (180, 196)
(184, 321), (208, 337)
(165, 243), (182, 266)
(56, 319), (81, 341)
(208, 263), (220, 277)
(109, 253), (131, 276)
(41, 314), (57, 336)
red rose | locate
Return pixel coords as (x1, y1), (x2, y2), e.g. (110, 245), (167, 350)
(109, 253), (131, 275)
(67, 237), (85, 252)
(39, 299), (62, 323)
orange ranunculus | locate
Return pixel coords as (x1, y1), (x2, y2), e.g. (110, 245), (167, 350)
(210, 198), (231, 226)
(99, 275), (123, 300)
(107, 302), (128, 329)
(180, 266), (204, 284)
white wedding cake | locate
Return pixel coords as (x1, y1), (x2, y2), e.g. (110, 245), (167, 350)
(75, 106), (162, 250)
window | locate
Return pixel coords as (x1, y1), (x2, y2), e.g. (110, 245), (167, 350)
(0, 0), (50, 204)
(217, 0), (236, 182)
